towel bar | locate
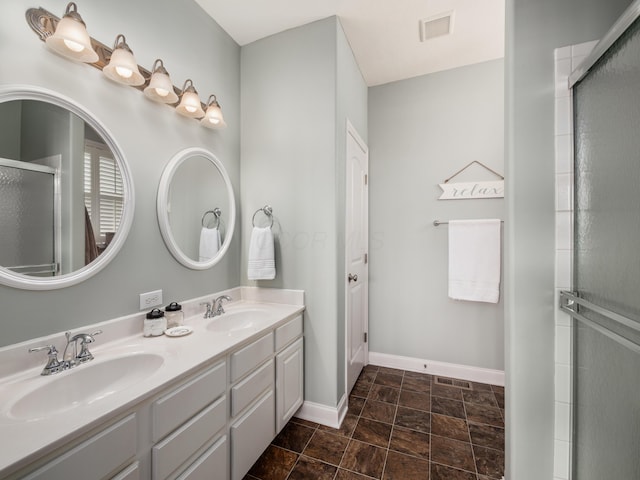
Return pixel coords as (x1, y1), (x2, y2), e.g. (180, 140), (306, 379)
(433, 219), (504, 226)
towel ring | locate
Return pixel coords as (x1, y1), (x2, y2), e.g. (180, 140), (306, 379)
(202, 208), (221, 228)
(252, 205), (274, 227)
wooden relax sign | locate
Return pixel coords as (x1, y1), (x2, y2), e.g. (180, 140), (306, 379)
(438, 180), (504, 200)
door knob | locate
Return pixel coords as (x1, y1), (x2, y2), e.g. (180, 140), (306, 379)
(348, 273), (358, 283)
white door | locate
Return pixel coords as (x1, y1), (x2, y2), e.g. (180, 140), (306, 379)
(345, 121), (368, 395)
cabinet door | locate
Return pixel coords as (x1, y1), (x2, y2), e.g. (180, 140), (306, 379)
(230, 390), (275, 480)
(276, 337), (303, 433)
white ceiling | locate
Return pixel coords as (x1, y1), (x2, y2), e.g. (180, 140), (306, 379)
(194, 0), (505, 86)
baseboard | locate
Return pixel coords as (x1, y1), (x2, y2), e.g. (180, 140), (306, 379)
(294, 393), (348, 429)
(369, 351), (504, 387)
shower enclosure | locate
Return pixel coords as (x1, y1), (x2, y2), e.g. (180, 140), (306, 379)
(560, 2), (640, 478)
(0, 158), (58, 276)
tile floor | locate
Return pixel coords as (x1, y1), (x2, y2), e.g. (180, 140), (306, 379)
(245, 364), (505, 480)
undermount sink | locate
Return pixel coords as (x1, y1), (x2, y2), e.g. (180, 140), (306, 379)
(206, 308), (277, 336)
(7, 353), (164, 421)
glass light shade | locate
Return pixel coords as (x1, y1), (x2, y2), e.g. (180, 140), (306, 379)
(144, 61), (178, 104)
(103, 37), (145, 86)
(176, 82), (204, 118)
(45, 7), (98, 63)
(200, 99), (226, 129)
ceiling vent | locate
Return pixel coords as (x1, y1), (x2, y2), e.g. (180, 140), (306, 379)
(419, 11), (454, 42)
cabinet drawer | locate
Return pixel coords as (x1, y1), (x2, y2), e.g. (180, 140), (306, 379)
(230, 332), (274, 382)
(25, 414), (137, 480)
(111, 462), (140, 480)
(275, 315), (303, 351)
(230, 390), (275, 480)
(176, 436), (228, 480)
(152, 396), (226, 480)
(153, 361), (226, 442)
(231, 359), (274, 417)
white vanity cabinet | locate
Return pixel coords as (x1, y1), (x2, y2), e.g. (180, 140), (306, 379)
(8, 309), (304, 480)
(151, 361), (227, 480)
(229, 314), (304, 480)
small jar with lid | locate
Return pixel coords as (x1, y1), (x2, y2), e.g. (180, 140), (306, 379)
(165, 302), (184, 329)
(144, 308), (167, 337)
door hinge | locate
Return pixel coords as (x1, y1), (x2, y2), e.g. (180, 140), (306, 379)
(364, 174), (368, 185)
(364, 253), (368, 264)
(364, 332), (368, 343)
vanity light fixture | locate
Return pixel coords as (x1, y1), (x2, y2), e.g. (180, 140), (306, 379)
(176, 79), (205, 118)
(102, 34), (145, 86)
(144, 59), (179, 104)
(44, 2), (98, 63)
(26, 4), (226, 130)
(201, 95), (227, 129)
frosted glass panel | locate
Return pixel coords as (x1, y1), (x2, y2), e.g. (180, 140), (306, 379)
(0, 164), (55, 274)
(573, 16), (640, 479)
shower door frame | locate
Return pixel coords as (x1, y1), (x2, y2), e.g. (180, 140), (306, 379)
(555, 1), (640, 478)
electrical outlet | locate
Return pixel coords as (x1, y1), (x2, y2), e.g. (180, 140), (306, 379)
(140, 290), (163, 310)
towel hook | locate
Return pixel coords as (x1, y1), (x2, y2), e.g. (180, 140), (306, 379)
(201, 208), (221, 228)
(252, 205), (274, 227)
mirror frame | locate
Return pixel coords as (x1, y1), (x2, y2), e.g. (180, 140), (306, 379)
(157, 147), (236, 270)
(0, 85), (135, 290)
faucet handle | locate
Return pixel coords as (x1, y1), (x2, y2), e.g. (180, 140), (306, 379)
(76, 330), (102, 363)
(29, 345), (63, 375)
(199, 301), (213, 318)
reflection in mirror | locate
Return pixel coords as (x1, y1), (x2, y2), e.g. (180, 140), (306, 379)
(158, 148), (235, 270)
(0, 86), (134, 290)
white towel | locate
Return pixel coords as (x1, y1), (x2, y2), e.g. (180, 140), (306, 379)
(199, 227), (220, 262)
(248, 226), (276, 280)
(448, 219), (501, 303)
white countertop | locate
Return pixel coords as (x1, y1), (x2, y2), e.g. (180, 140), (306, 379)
(0, 287), (304, 478)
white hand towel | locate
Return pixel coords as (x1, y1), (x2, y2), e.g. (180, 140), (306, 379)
(199, 227), (221, 262)
(248, 226), (276, 280)
(448, 219), (501, 303)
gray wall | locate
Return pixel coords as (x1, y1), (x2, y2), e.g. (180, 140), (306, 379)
(241, 17), (367, 407)
(0, 0), (241, 346)
(335, 20), (368, 403)
(368, 59), (504, 370)
(505, 0), (632, 477)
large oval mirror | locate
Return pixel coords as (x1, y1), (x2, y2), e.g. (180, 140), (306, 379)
(0, 85), (134, 290)
(157, 147), (235, 269)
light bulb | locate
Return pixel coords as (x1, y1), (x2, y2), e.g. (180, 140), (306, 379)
(63, 38), (84, 52)
(154, 88), (169, 97)
(115, 66), (133, 79)
(185, 105), (197, 113)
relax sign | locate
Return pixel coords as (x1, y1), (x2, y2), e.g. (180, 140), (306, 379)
(438, 181), (504, 200)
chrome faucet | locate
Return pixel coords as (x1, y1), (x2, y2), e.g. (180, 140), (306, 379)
(30, 330), (102, 376)
(212, 295), (232, 317)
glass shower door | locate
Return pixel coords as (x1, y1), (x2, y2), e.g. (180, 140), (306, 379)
(568, 13), (640, 480)
(0, 160), (57, 276)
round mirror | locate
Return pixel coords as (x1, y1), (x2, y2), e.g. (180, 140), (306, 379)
(0, 85), (134, 290)
(157, 147), (235, 269)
